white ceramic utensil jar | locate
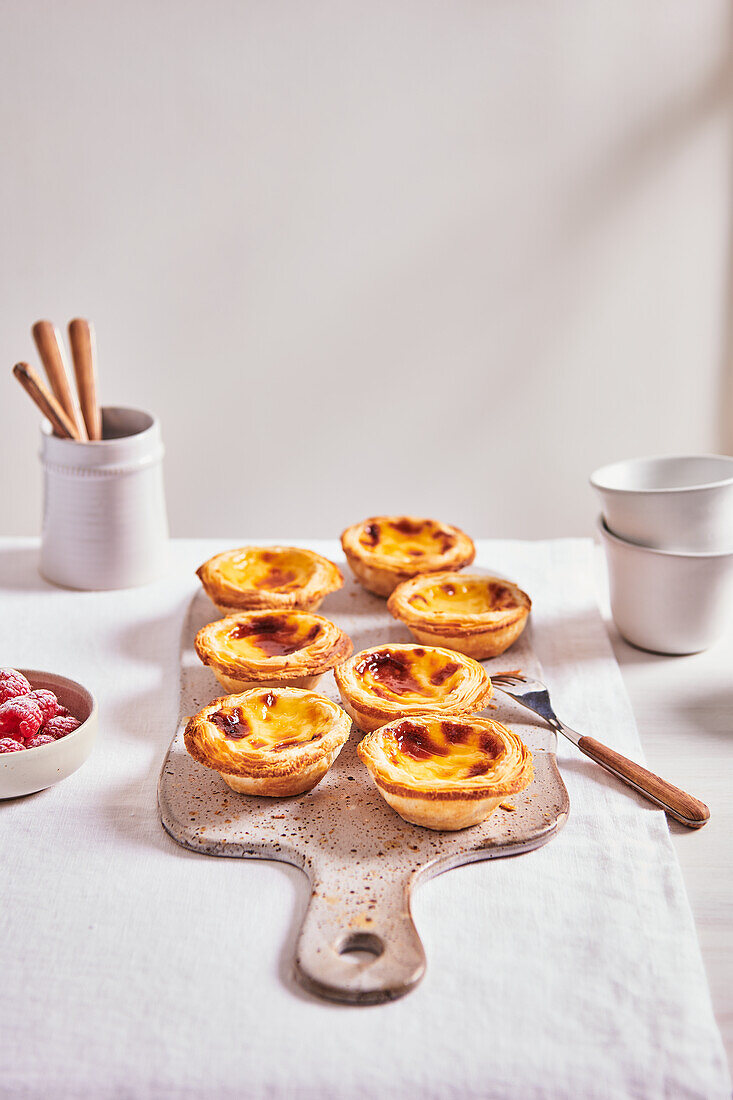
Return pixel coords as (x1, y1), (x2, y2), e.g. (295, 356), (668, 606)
(40, 407), (168, 590)
(598, 516), (733, 654)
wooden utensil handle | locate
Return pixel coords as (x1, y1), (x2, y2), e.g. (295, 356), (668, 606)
(68, 318), (101, 440)
(31, 321), (87, 440)
(12, 362), (79, 440)
(577, 736), (709, 828)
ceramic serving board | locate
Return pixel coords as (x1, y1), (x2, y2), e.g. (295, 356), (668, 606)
(158, 566), (570, 1005)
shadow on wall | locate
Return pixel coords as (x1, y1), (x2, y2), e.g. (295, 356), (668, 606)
(540, 16), (733, 459)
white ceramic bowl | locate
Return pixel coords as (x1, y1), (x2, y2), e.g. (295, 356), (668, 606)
(0, 670), (98, 798)
(598, 517), (733, 654)
(590, 454), (733, 553)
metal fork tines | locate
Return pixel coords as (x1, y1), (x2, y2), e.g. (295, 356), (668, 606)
(490, 672), (710, 829)
(490, 673), (578, 743)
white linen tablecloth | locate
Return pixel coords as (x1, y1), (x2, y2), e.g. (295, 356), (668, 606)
(0, 537), (729, 1100)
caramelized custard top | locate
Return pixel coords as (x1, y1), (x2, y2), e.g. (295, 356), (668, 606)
(408, 577), (519, 615)
(388, 717), (504, 781)
(224, 614), (323, 659)
(357, 517), (457, 564)
(208, 690), (336, 752)
(354, 646), (463, 702)
(217, 548), (317, 592)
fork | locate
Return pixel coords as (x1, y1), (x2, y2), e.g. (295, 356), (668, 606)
(491, 672), (710, 829)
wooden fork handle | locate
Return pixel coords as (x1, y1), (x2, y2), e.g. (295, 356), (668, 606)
(32, 321), (87, 439)
(68, 318), (101, 440)
(577, 736), (710, 828)
(13, 362), (79, 439)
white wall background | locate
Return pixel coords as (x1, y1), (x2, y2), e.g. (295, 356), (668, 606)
(1, 1), (731, 539)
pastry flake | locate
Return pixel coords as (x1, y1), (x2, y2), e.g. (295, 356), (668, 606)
(357, 714), (533, 830)
(333, 642), (493, 732)
(184, 686), (351, 796)
(194, 610), (353, 692)
(388, 572), (531, 658)
(341, 516), (475, 597)
(196, 545), (343, 613)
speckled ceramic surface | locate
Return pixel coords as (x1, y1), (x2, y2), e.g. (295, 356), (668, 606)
(158, 566), (569, 1005)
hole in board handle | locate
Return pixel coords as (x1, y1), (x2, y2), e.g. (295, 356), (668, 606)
(337, 932), (384, 964)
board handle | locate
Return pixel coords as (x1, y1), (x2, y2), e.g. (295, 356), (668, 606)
(295, 866), (425, 1004)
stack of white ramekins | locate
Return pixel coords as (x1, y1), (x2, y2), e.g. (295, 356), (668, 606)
(591, 455), (733, 654)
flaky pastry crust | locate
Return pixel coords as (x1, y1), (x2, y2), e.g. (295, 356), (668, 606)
(341, 516), (475, 597)
(194, 610), (353, 692)
(333, 642), (493, 733)
(196, 546), (343, 613)
(358, 714), (533, 830)
(388, 572), (531, 659)
(184, 686), (352, 796)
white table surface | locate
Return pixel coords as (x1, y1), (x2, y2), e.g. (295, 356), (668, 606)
(1, 537), (730, 1096)
(594, 560), (733, 1070)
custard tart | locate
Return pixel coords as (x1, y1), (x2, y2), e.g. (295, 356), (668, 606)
(197, 546), (343, 613)
(333, 642), (493, 733)
(358, 714), (533, 830)
(341, 516), (475, 597)
(184, 686), (351, 796)
(388, 572), (531, 659)
(194, 611), (352, 692)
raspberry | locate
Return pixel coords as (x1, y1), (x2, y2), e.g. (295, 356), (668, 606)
(0, 737), (25, 752)
(25, 733), (57, 749)
(29, 689), (60, 724)
(0, 669), (31, 706)
(0, 696), (43, 740)
(45, 714), (81, 739)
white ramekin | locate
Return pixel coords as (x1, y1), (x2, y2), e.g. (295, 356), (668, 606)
(590, 454), (733, 553)
(598, 516), (733, 654)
